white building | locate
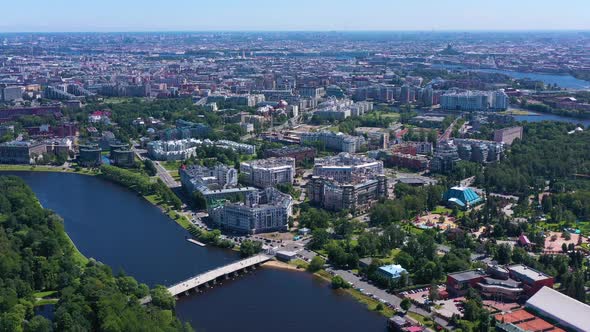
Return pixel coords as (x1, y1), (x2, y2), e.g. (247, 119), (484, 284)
(209, 187), (293, 234)
(240, 157), (296, 188)
(2, 86), (24, 102)
(313, 153), (383, 183)
(300, 131), (366, 153)
(441, 90), (508, 111)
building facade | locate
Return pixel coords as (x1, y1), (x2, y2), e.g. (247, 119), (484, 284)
(208, 187), (293, 234)
(240, 157), (296, 188)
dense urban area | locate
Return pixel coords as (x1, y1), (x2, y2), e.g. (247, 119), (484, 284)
(1, 31), (590, 332)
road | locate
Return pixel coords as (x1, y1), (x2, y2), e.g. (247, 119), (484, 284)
(154, 161), (180, 188)
(294, 248), (450, 329)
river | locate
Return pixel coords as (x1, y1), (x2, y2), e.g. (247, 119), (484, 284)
(432, 64), (590, 90)
(512, 112), (590, 127)
(4, 171), (387, 332)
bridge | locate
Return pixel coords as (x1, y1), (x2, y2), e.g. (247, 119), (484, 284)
(140, 254), (272, 304)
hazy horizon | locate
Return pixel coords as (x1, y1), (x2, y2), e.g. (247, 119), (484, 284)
(1, 0), (589, 33)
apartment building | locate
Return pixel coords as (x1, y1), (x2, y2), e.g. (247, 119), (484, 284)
(240, 157), (296, 188)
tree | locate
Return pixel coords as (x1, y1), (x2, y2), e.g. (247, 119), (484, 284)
(307, 256), (325, 273)
(331, 275), (350, 289)
(26, 316), (52, 332)
(400, 298), (412, 312)
(143, 159), (158, 176)
(375, 303), (384, 311)
(150, 285), (175, 310)
(308, 229), (330, 250)
(239, 240), (263, 258)
(191, 191), (207, 210)
(429, 285), (439, 302)
(495, 244), (512, 264)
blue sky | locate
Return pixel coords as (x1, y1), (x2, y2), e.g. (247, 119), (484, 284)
(1, 0), (589, 32)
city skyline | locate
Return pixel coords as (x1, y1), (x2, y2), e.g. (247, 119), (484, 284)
(1, 0), (590, 32)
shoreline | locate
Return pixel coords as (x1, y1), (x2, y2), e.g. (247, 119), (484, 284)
(263, 260), (305, 271)
(0, 164), (98, 176)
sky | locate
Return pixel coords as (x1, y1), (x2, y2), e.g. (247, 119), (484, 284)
(1, 0), (589, 32)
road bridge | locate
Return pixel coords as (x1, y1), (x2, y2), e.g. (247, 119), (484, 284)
(140, 254), (272, 304)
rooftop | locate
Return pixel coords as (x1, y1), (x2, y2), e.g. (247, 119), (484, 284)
(448, 269), (487, 282)
(525, 286), (590, 332)
(508, 264), (552, 282)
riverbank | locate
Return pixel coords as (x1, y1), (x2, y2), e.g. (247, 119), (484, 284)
(0, 164), (98, 176)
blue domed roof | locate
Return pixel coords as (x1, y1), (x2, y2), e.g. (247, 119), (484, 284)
(444, 186), (482, 209)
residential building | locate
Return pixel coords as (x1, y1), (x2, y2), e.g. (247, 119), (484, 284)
(110, 144), (135, 167)
(147, 139), (200, 161)
(430, 142), (460, 173)
(441, 90), (508, 111)
(494, 126), (523, 145)
(0, 140), (47, 164)
(307, 175), (388, 214)
(208, 187), (293, 234)
(78, 144), (102, 167)
(313, 153), (383, 183)
(180, 164), (257, 203)
(2, 86), (24, 101)
(263, 146), (316, 165)
(300, 131), (366, 153)
(240, 157), (295, 188)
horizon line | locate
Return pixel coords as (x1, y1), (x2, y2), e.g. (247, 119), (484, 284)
(1, 29), (590, 34)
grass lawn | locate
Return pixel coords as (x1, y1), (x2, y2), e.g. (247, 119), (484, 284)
(33, 290), (57, 298)
(162, 160), (182, 171)
(144, 194), (191, 230)
(312, 269), (396, 318)
(169, 170), (180, 181)
(66, 232), (89, 266)
(408, 312), (436, 328)
(35, 298), (59, 306)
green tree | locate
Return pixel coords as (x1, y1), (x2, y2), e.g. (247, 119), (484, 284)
(331, 275), (350, 289)
(239, 240), (263, 258)
(150, 285), (175, 311)
(307, 256), (325, 273)
(400, 298), (412, 311)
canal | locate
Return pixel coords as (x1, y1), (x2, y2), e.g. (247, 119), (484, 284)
(4, 171), (387, 332)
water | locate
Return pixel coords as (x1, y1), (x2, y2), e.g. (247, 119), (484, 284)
(433, 64), (590, 90)
(512, 112), (590, 127)
(4, 171), (387, 332)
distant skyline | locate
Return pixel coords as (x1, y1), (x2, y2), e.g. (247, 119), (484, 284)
(1, 0), (589, 32)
